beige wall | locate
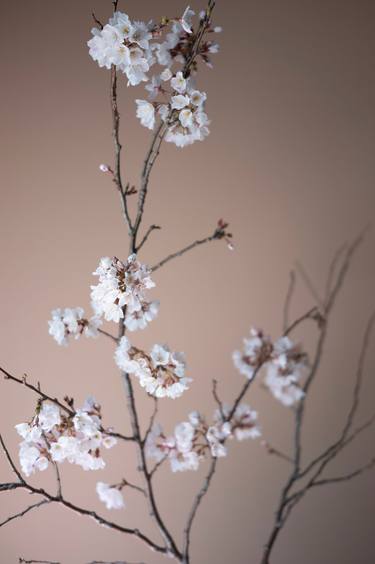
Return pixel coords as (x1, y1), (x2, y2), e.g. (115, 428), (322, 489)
(1, 1), (375, 563)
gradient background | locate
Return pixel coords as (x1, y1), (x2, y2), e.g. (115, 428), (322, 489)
(1, 1), (375, 563)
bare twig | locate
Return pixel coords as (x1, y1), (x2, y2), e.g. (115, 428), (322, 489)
(0, 500), (49, 528)
(136, 225), (161, 253)
(151, 231), (221, 273)
(295, 260), (325, 310)
(311, 456), (375, 487)
(182, 458), (217, 564)
(282, 271), (296, 333)
(212, 379), (224, 419)
(98, 328), (118, 343)
(0, 432), (166, 555)
(261, 441), (293, 464)
(261, 233), (368, 564)
(19, 559), (60, 564)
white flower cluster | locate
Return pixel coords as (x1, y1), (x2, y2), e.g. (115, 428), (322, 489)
(91, 255), (157, 329)
(96, 481), (125, 510)
(145, 404), (260, 472)
(15, 398), (117, 477)
(88, 7), (221, 148)
(153, 8), (220, 69)
(136, 70), (210, 147)
(115, 337), (190, 399)
(232, 328), (273, 380)
(264, 336), (306, 406)
(88, 12), (154, 85)
(233, 329), (307, 406)
(48, 307), (101, 346)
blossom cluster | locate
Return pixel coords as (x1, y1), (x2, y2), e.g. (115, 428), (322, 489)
(115, 337), (190, 399)
(145, 403), (260, 472)
(233, 329), (307, 406)
(88, 7), (221, 147)
(88, 12), (154, 86)
(91, 255), (158, 330)
(15, 398), (116, 476)
(96, 481), (125, 510)
(48, 307), (101, 346)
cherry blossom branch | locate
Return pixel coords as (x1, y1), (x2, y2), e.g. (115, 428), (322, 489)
(182, 457), (217, 564)
(282, 271), (295, 333)
(136, 225), (161, 253)
(131, 0), (217, 254)
(98, 328), (118, 342)
(261, 234), (372, 564)
(151, 227), (225, 273)
(261, 441), (293, 464)
(0, 435), (167, 555)
(19, 559), (60, 564)
(0, 366), (134, 442)
(110, 66), (133, 235)
(311, 456), (375, 487)
(0, 500), (50, 528)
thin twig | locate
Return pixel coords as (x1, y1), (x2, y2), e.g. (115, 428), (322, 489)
(136, 225), (161, 253)
(282, 271), (296, 333)
(98, 328), (118, 343)
(295, 261), (325, 310)
(19, 559), (60, 564)
(151, 231), (220, 273)
(0, 500), (49, 528)
(182, 458), (217, 563)
(261, 441), (293, 464)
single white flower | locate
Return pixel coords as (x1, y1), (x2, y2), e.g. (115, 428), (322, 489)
(96, 482), (125, 510)
(171, 71), (187, 94)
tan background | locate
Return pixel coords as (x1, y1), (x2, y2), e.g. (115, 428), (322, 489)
(1, 1), (375, 563)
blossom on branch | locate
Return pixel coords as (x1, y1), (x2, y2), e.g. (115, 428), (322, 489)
(115, 337), (191, 399)
(48, 307), (101, 346)
(88, 12), (154, 85)
(96, 482), (125, 510)
(90, 255), (156, 327)
(233, 329), (307, 406)
(15, 398), (117, 476)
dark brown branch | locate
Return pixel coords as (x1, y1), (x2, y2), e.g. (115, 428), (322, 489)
(311, 456), (375, 487)
(299, 311), (375, 480)
(212, 379), (224, 419)
(0, 432), (166, 555)
(295, 260), (325, 310)
(261, 441), (293, 464)
(98, 328), (118, 342)
(1, 366), (135, 443)
(0, 500), (49, 528)
(284, 306), (321, 337)
(261, 233), (367, 564)
(1, 367), (74, 417)
(282, 271), (295, 333)
(182, 458), (217, 564)
(151, 231), (220, 273)
(136, 225), (161, 253)
(110, 66), (133, 234)
(19, 559), (60, 564)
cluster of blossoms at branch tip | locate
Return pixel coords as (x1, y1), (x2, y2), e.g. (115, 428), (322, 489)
(233, 328), (307, 406)
(88, 6), (221, 147)
(146, 404), (260, 472)
(91, 255), (158, 330)
(96, 481), (125, 510)
(115, 337), (190, 399)
(15, 398), (116, 476)
(48, 307), (102, 346)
